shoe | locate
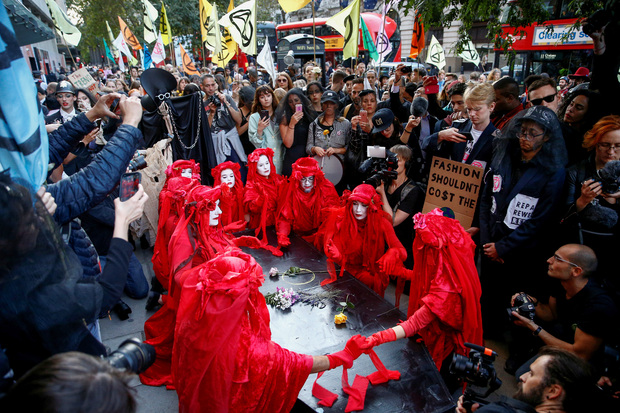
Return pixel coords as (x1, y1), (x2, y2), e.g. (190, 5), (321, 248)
(504, 357), (521, 376)
(145, 292), (161, 311)
(112, 300), (132, 321)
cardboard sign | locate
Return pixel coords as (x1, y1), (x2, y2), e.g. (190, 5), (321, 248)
(422, 157), (484, 229)
(67, 68), (99, 94)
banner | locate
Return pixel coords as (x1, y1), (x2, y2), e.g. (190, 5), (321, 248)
(376, 0), (394, 61)
(68, 68), (99, 94)
(118, 55), (125, 72)
(409, 12), (425, 59)
(360, 17), (378, 61)
(113, 32), (133, 58)
(143, 44), (153, 69)
(422, 157), (484, 229)
(160, 1), (172, 46)
(278, 0), (311, 13)
(219, 0), (257, 55)
(425, 35), (445, 69)
(151, 33), (166, 64)
(458, 39), (481, 66)
(326, 0), (359, 60)
(180, 44), (200, 75)
(103, 38), (114, 61)
(256, 37), (276, 88)
(142, 0), (159, 44)
(212, 0), (237, 68)
(106, 21), (119, 58)
(44, 0), (81, 46)
(118, 16), (142, 50)
(200, 0), (221, 54)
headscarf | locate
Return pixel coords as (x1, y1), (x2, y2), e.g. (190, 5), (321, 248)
(244, 148), (282, 234)
(212, 161), (244, 226)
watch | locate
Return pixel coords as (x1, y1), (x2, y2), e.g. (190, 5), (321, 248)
(532, 326), (543, 336)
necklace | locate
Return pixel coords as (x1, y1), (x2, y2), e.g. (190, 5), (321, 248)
(165, 100), (202, 151)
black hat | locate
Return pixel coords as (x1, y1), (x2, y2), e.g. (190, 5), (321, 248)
(321, 90), (340, 104)
(343, 74), (355, 83)
(214, 67), (225, 74)
(371, 108), (395, 133)
(517, 106), (560, 132)
(140, 68), (177, 112)
(56, 80), (75, 95)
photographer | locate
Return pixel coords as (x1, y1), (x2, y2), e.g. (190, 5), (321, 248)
(456, 347), (597, 413)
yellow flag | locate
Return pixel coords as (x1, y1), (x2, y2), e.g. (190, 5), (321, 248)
(118, 16), (142, 50)
(199, 0), (210, 45)
(325, 0), (359, 60)
(180, 45), (200, 75)
(212, 0), (237, 68)
(278, 0), (311, 13)
(160, 1), (172, 46)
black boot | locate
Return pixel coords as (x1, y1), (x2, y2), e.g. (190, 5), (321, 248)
(112, 300), (132, 320)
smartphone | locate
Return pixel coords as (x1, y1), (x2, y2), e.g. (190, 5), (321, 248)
(260, 110), (270, 121)
(295, 104), (303, 113)
(360, 109), (368, 123)
(120, 172), (141, 201)
(460, 132), (474, 141)
(110, 98), (120, 113)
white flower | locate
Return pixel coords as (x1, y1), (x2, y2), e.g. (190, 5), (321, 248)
(269, 267), (279, 277)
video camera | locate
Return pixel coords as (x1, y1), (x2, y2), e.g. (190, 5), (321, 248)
(450, 343), (502, 413)
(105, 338), (155, 375)
(359, 147), (398, 188)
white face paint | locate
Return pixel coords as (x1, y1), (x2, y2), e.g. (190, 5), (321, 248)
(209, 200), (222, 226)
(220, 168), (235, 188)
(300, 175), (315, 193)
(181, 168), (193, 178)
(256, 155), (271, 177)
(352, 201), (368, 221)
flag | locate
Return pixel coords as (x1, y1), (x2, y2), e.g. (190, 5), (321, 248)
(106, 21), (119, 58)
(326, 0), (359, 60)
(118, 55), (125, 72)
(103, 38), (114, 61)
(160, 1), (172, 46)
(143, 44), (153, 69)
(360, 17), (378, 61)
(458, 39), (481, 66)
(212, 0), (237, 68)
(143, 0), (159, 44)
(0, 4), (48, 191)
(376, 0), (394, 61)
(409, 12), (425, 59)
(118, 16), (142, 50)
(219, 0), (257, 55)
(180, 45), (200, 76)
(114, 32), (133, 58)
(44, 0), (81, 46)
(278, 0), (311, 13)
(426, 35), (446, 69)
(257, 37), (276, 88)
(152, 33), (166, 64)
(200, 0), (221, 54)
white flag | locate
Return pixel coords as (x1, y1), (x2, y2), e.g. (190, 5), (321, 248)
(113, 32), (133, 58)
(425, 35), (446, 70)
(151, 33), (166, 64)
(376, 0), (394, 61)
(45, 0), (81, 46)
(256, 37), (276, 88)
(204, 2), (222, 54)
(143, 0), (159, 44)
(219, 0), (257, 55)
(458, 39), (481, 66)
(118, 55), (125, 72)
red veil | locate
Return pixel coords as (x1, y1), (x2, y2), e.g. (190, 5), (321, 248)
(212, 161), (245, 227)
(173, 248), (312, 413)
(315, 184), (406, 297)
(406, 210), (484, 369)
(276, 157), (340, 245)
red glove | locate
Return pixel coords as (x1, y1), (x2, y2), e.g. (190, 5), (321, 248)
(398, 305), (436, 337)
(377, 248), (402, 275)
(327, 334), (365, 369)
(360, 328), (397, 351)
(325, 239), (341, 262)
(277, 234), (291, 248)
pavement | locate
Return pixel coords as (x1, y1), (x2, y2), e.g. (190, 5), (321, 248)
(100, 244), (519, 413)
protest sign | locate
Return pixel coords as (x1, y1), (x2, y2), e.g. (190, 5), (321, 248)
(67, 68), (98, 94)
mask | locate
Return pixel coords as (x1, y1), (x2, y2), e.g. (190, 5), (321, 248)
(300, 175), (315, 193)
(209, 200), (222, 226)
(181, 168), (193, 178)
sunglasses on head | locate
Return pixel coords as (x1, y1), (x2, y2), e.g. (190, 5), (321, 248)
(530, 93), (556, 106)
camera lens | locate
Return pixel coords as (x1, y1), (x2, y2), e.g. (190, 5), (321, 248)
(106, 338), (156, 374)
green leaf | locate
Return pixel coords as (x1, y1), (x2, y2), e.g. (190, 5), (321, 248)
(346, 302), (355, 309)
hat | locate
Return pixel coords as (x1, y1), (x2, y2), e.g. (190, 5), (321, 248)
(517, 106), (561, 132)
(140, 68), (178, 112)
(214, 67), (225, 74)
(349, 184), (380, 208)
(568, 67), (590, 79)
(560, 76), (569, 82)
(371, 108), (395, 133)
(320, 90), (339, 104)
(343, 74), (356, 83)
(56, 81), (75, 95)
(292, 157), (321, 177)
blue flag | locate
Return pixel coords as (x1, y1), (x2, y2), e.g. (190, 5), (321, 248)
(143, 44), (152, 69)
(0, 5), (49, 192)
(103, 38), (114, 61)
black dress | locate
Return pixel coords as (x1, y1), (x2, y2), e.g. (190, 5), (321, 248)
(282, 118), (309, 177)
(238, 109), (255, 156)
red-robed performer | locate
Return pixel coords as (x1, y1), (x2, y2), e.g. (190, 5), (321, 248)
(141, 184), (235, 387)
(211, 161), (246, 228)
(276, 157), (340, 247)
(359, 209), (484, 374)
(172, 248), (367, 413)
(315, 184), (407, 298)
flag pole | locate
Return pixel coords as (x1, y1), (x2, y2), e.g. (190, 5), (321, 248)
(312, 0), (316, 63)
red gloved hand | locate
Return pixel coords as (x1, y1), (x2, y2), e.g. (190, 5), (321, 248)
(360, 328), (397, 351)
(277, 234), (291, 248)
(377, 249), (402, 275)
(325, 239), (341, 262)
(327, 334), (365, 369)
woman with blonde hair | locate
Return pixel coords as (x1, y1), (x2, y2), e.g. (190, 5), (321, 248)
(275, 72), (294, 92)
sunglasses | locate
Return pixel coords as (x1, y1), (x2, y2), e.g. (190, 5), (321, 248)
(530, 93), (556, 106)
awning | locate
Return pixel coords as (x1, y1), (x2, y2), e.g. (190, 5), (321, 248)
(3, 0), (56, 46)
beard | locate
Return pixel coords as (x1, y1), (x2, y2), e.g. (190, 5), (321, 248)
(514, 382), (546, 407)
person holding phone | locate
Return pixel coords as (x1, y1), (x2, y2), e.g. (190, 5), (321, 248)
(277, 89), (318, 176)
(249, 85), (284, 174)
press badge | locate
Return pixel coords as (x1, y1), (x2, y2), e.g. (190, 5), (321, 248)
(504, 194), (539, 230)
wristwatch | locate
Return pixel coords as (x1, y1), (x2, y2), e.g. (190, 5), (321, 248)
(532, 326), (543, 336)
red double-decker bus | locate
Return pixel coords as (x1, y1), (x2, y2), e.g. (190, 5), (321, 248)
(276, 12), (401, 64)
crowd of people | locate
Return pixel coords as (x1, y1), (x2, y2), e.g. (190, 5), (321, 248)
(2, 9), (620, 412)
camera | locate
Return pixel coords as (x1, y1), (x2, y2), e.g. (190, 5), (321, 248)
(594, 163), (620, 194)
(507, 293), (536, 321)
(400, 66), (413, 74)
(128, 152), (147, 172)
(450, 343), (502, 412)
(359, 149), (399, 188)
(207, 95), (221, 107)
(582, 10), (610, 36)
(105, 338), (155, 374)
